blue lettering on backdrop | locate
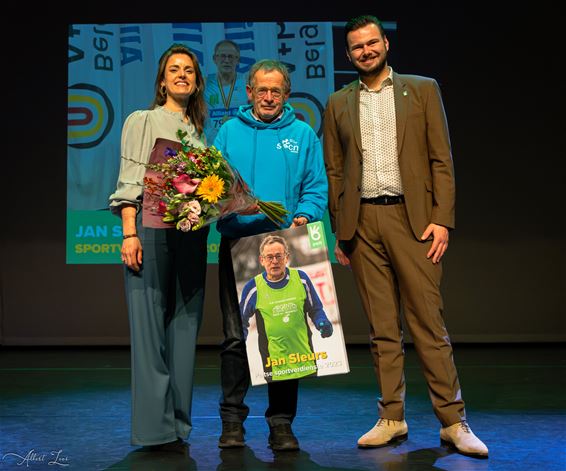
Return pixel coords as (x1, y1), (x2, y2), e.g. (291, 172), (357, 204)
(277, 22), (294, 57)
(224, 22), (255, 73)
(210, 108), (239, 118)
(74, 225), (122, 238)
(75, 225), (107, 238)
(68, 25), (85, 63)
(120, 25), (143, 66)
(299, 24), (326, 79)
(172, 23), (204, 64)
(93, 25), (114, 71)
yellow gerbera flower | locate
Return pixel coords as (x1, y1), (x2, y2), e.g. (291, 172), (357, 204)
(196, 174), (225, 203)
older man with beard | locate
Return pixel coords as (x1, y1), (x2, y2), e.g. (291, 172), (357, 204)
(322, 15), (488, 459)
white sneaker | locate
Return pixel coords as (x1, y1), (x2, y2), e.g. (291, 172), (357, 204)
(440, 421), (488, 458)
(357, 418), (408, 448)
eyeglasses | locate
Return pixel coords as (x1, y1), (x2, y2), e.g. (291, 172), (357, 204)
(254, 87), (284, 99)
(262, 253), (287, 262)
(215, 53), (239, 61)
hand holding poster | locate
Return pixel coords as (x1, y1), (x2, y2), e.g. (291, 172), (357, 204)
(231, 221), (349, 386)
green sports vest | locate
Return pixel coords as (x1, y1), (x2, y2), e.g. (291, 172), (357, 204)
(255, 269), (317, 381)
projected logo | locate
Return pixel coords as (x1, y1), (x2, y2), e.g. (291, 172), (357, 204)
(288, 92), (324, 137)
(68, 83), (114, 149)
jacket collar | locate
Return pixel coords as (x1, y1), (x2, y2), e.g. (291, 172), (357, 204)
(392, 71), (408, 156)
(345, 82), (362, 154)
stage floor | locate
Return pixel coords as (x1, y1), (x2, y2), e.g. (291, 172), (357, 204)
(1, 344), (565, 470)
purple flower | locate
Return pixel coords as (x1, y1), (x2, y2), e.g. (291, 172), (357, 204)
(165, 147), (178, 157)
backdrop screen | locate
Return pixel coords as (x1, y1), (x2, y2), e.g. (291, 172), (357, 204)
(66, 21), (396, 263)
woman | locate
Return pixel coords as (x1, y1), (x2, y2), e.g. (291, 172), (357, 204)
(109, 44), (208, 451)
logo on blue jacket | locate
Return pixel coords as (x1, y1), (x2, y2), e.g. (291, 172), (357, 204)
(276, 138), (299, 154)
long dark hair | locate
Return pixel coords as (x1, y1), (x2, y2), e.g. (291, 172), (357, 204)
(150, 43), (207, 137)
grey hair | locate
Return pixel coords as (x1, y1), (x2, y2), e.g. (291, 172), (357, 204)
(259, 235), (289, 256)
(214, 39), (240, 55)
(247, 59), (291, 93)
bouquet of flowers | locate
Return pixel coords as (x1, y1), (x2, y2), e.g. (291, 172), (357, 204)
(142, 129), (289, 232)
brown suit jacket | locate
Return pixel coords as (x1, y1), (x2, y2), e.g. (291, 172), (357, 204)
(323, 72), (456, 241)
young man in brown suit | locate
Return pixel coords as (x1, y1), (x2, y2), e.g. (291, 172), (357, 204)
(323, 15), (488, 458)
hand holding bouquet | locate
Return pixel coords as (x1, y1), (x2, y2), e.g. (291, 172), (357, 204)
(141, 130), (289, 231)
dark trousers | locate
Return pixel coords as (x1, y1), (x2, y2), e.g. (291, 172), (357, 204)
(218, 236), (299, 426)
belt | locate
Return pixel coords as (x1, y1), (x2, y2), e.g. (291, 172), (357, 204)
(361, 195), (405, 205)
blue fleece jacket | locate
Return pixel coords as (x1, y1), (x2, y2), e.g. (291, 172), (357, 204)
(214, 104), (328, 238)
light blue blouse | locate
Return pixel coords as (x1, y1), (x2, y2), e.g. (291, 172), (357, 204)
(109, 106), (204, 215)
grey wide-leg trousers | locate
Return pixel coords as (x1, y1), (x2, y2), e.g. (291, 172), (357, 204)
(124, 224), (209, 446)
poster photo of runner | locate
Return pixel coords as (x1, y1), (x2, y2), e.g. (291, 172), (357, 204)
(231, 221), (349, 386)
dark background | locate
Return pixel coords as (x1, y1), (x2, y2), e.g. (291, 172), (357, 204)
(1, 2), (564, 345)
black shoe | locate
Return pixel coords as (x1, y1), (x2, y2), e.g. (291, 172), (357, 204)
(268, 423), (299, 451)
(144, 438), (188, 454)
(219, 421), (246, 448)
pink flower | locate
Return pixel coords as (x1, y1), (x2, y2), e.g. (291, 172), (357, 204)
(172, 175), (201, 194)
(179, 200), (201, 216)
(187, 212), (200, 224)
(187, 200), (201, 215)
(178, 219), (192, 232)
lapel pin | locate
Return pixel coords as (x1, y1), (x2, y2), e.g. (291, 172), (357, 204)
(403, 90), (408, 96)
